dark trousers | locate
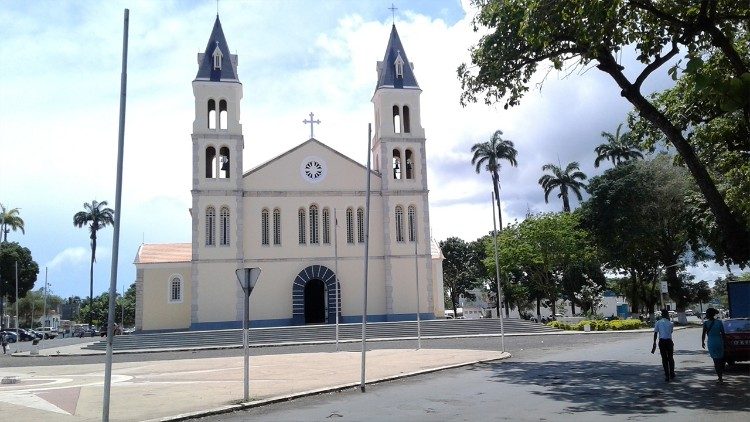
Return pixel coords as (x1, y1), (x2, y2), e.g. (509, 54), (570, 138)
(658, 338), (675, 378)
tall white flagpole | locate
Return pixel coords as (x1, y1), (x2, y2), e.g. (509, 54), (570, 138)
(334, 208), (340, 351)
(42, 267), (48, 346)
(360, 123), (372, 392)
(491, 191), (505, 352)
(415, 236), (421, 349)
(15, 261), (18, 339)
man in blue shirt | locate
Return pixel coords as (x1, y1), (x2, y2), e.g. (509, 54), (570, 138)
(651, 309), (675, 382)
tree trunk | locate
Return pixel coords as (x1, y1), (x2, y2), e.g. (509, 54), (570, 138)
(504, 299), (510, 317)
(570, 300), (576, 316)
(89, 233), (96, 330)
(536, 297), (541, 321)
(596, 51), (750, 263)
(561, 186), (570, 213)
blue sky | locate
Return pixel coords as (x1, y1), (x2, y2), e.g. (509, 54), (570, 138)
(0, 0), (737, 300)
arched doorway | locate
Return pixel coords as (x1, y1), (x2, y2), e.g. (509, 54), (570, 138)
(304, 279), (326, 324)
(292, 265), (340, 325)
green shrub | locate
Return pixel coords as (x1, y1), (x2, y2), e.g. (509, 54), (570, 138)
(546, 321), (572, 330)
(609, 319), (644, 330)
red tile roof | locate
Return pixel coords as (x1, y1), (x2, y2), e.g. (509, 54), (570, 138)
(135, 243), (192, 264)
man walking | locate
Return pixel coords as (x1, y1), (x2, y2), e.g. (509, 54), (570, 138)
(1, 332), (8, 354)
(651, 309), (675, 382)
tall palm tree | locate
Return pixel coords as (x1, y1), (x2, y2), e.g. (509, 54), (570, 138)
(0, 204), (25, 242)
(594, 123), (644, 168)
(538, 162), (587, 213)
(471, 130), (519, 229)
(74, 200), (114, 329)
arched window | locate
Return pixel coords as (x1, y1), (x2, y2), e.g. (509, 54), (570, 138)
(219, 146), (230, 178)
(220, 207), (230, 246)
(392, 105), (401, 134)
(207, 99), (216, 129)
(408, 205), (417, 242)
(405, 149), (414, 180)
(322, 208), (331, 244)
(395, 206), (404, 242)
(309, 205), (319, 244)
(205, 207), (216, 246)
(298, 208), (306, 245)
(273, 208), (281, 245)
(261, 209), (270, 246)
(403, 106), (410, 133)
(206, 146), (216, 178)
(346, 208), (354, 244)
(219, 99), (228, 130)
(212, 45), (222, 70)
(357, 207), (365, 243)
(392, 149), (402, 180)
(169, 275), (182, 303)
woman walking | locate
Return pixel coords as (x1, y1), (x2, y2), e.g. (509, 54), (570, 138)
(701, 307), (726, 383)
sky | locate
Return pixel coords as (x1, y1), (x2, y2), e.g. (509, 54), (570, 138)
(0, 0), (739, 300)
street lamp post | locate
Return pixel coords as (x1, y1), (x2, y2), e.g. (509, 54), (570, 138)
(236, 267), (262, 403)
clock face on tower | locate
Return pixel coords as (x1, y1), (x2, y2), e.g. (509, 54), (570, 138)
(300, 156), (327, 184)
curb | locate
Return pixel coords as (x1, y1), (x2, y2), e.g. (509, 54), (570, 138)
(145, 351), (512, 422)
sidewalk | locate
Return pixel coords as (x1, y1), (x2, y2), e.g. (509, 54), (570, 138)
(0, 348), (509, 421)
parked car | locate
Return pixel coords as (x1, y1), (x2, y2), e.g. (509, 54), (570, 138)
(1, 330), (19, 343)
(27, 329), (44, 340)
(73, 326), (98, 337)
(723, 318), (750, 365)
(38, 327), (58, 339)
(99, 323), (123, 337)
(12, 329), (37, 342)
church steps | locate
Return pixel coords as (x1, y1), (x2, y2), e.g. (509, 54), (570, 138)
(82, 319), (560, 351)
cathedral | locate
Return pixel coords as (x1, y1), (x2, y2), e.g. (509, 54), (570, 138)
(134, 16), (444, 331)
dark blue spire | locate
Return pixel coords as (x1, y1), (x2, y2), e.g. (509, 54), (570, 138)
(195, 15), (238, 81)
(375, 24), (419, 90)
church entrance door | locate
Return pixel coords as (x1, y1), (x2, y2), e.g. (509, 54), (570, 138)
(304, 279), (326, 324)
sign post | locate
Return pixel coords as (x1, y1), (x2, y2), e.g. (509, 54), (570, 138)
(236, 267), (262, 403)
(660, 280), (668, 312)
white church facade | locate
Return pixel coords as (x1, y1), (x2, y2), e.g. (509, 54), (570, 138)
(134, 16), (444, 331)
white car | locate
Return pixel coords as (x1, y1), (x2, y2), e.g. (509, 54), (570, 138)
(38, 327), (58, 339)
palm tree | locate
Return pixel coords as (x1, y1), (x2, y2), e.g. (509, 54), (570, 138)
(538, 162), (587, 212)
(471, 130), (519, 229)
(73, 200), (114, 329)
(594, 123), (644, 168)
(0, 204), (25, 242)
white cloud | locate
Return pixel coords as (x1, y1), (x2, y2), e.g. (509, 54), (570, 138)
(45, 247), (90, 271)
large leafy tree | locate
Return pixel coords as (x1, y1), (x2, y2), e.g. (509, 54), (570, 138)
(73, 200), (114, 329)
(440, 237), (486, 318)
(78, 283), (135, 328)
(0, 242), (39, 328)
(595, 123), (644, 168)
(0, 204), (25, 242)
(581, 156), (705, 315)
(538, 162), (587, 213)
(17, 289), (63, 328)
(471, 130), (519, 229)
(459, 0), (750, 264)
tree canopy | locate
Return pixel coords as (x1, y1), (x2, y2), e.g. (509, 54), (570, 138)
(459, 0), (750, 264)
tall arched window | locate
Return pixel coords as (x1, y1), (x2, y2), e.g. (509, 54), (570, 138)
(298, 208), (306, 244)
(207, 99), (216, 129)
(408, 205), (417, 242)
(205, 207), (216, 246)
(309, 205), (319, 244)
(219, 147), (230, 178)
(261, 209), (270, 246)
(357, 207), (365, 243)
(346, 208), (354, 244)
(206, 146), (216, 178)
(403, 106), (410, 133)
(405, 149), (414, 180)
(273, 208), (282, 245)
(395, 206), (404, 242)
(392, 105), (401, 134)
(322, 208), (331, 244)
(219, 100), (228, 130)
(169, 275), (182, 303)
(392, 149), (402, 180)
(220, 207), (230, 246)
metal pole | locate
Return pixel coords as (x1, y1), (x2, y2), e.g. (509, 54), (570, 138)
(491, 192), (505, 352)
(103, 9), (128, 422)
(42, 267), (48, 346)
(121, 284), (125, 327)
(360, 123), (372, 393)
(243, 284), (249, 402)
(15, 261), (18, 339)
(334, 208), (340, 351)
(414, 237), (421, 349)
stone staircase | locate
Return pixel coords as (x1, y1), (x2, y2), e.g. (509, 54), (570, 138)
(83, 318), (560, 351)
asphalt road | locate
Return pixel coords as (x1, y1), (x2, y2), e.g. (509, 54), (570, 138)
(197, 328), (749, 422)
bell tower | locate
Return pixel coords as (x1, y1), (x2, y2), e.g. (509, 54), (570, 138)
(371, 25), (433, 319)
(190, 15), (245, 326)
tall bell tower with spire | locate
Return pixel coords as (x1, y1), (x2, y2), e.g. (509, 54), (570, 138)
(372, 24), (434, 320)
(190, 15), (245, 326)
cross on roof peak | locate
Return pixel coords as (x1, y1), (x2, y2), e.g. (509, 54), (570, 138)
(303, 112), (321, 139)
(388, 3), (398, 25)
